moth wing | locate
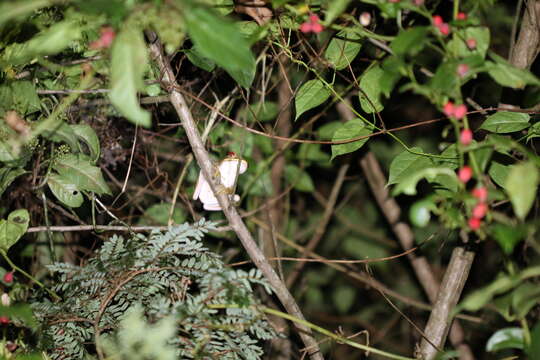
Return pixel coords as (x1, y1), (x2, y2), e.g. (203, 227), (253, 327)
(192, 171), (205, 200)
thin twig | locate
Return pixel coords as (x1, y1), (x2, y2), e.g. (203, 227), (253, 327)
(286, 164), (349, 287)
(27, 224), (231, 233)
(147, 33), (324, 360)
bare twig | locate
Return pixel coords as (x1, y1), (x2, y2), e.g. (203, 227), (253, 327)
(419, 247), (475, 359)
(147, 34), (323, 360)
(509, 0), (540, 69)
(27, 224), (231, 233)
(286, 163), (349, 287)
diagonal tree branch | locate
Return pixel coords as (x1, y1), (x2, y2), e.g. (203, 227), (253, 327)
(147, 34), (323, 360)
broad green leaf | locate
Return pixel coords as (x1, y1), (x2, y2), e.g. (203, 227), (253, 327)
(70, 124), (101, 163)
(0, 140), (17, 163)
(332, 285), (355, 314)
(480, 112), (530, 133)
(109, 27), (151, 128)
(47, 174), (84, 208)
(492, 223), (526, 255)
(295, 79), (331, 121)
(184, 6), (256, 88)
(511, 282), (540, 320)
(392, 167), (457, 196)
(42, 121), (79, 151)
(325, 0), (351, 24)
(458, 274), (520, 313)
(185, 47), (216, 72)
(324, 29), (361, 70)
(298, 143), (330, 164)
(317, 121), (342, 140)
(527, 122), (540, 142)
(0, 209), (29, 251)
(391, 26), (429, 56)
(10, 81), (40, 114)
(0, 304), (37, 329)
(488, 161), (510, 188)
(486, 57), (540, 89)
(486, 328), (524, 352)
(359, 66), (386, 113)
(388, 148), (434, 186)
(1, 20), (81, 67)
(139, 203), (186, 226)
(0, 167), (25, 197)
(528, 322), (540, 359)
(53, 154), (111, 195)
(241, 102), (280, 122)
(447, 27), (490, 59)
(0, 0), (51, 28)
(429, 61), (460, 99)
(505, 161), (539, 220)
(331, 119), (371, 159)
(285, 165), (314, 192)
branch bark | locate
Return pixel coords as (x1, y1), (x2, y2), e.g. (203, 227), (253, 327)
(509, 0), (540, 70)
(147, 34), (323, 360)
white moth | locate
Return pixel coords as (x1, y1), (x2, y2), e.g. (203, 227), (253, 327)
(192, 152), (248, 211)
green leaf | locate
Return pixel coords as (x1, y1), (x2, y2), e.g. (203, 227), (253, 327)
(359, 66), (387, 113)
(316, 121), (342, 140)
(505, 161), (539, 220)
(388, 148), (434, 186)
(511, 282), (540, 320)
(10, 81), (40, 114)
(185, 47), (216, 72)
(184, 6), (256, 88)
(0, 0), (51, 28)
(486, 56), (540, 89)
(0, 167), (25, 197)
(324, 29), (361, 70)
(139, 203), (186, 226)
(70, 124), (101, 163)
(492, 223), (526, 255)
(47, 173), (84, 208)
(392, 167), (457, 196)
(325, 0), (351, 24)
(0, 140), (17, 163)
(0, 209), (29, 251)
(330, 119), (371, 159)
(458, 274), (520, 313)
(285, 165), (314, 192)
(241, 102), (280, 122)
(332, 285), (355, 314)
(409, 199), (435, 227)
(1, 20), (81, 67)
(42, 121), (79, 151)
(486, 328), (524, 352)
(298, 143), (330, 164)
(527, 322), (540, 358)
(53, 154), (111, 195)
(480, 112), (530, 133)
(390, 26), (429, 56)
(447, 27), (490, 59)
(108, 27), (151, 128)
(429, 61), (460, 99)
(0, 304), (37, 329)
(488, 161), (510, 188)
(295, 79), (331, 120)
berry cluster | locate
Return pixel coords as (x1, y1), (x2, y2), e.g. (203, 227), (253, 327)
(89, 26), (115, 50)
(299, 14), (324, 34)
(0, 272), (13, 325)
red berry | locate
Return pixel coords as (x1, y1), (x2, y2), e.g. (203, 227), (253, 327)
(453, 104), (467, 120)
(3, 272), (13, 284)
(443, 101), (455, 117)
(299, 22), (313, 33)
(472, 187), (488, 202)
(457, 12), (467, 20)
(458, 166), (473, 183)
(457, 63), (469, 77)
(466, 38), (477, 49)
(472, 202), (488, 219)
(0, 316), (9, 325)
(468, 217), (481, 230)
(438, 23), (451, 36)
(309, 14), (320, 23)
(432, 15), (444, 26)
(311, 23), (324, 33)
(413, 0), (424, 5)
(460, 128), (473, 145)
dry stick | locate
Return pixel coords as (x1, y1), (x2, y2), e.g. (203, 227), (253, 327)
(286, 164), (350, 287)
(508, 0), (540, 70)
(360, 153), (475, 360)
(147, 35), (324, 360)
(419, 248), (475, 359)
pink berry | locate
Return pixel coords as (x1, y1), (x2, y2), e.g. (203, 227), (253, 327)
(299, 22), (313, 33)
(438, 23), (451, 36)
(359, 12), (371, 26)
(457, 63), (469, 77)
(443, 101), (455, 117)
(472, 187), (488, 202)
(457, 12), (467, 20)
(468, 217), (481, 230)
(458, 166), (473, 183)
(309, 14), (320, 23)
(466, 38), (477, 49)
(472, 203), (488, 219)
(413, 0), (424, 5)
(3, 272), (13, 284)
(311, 23), (324, 33)
(432, 15), (444, 26)
(453, 104), (467, 120)
(0, 317), (9, 325)
(460, 128), (473, 145)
